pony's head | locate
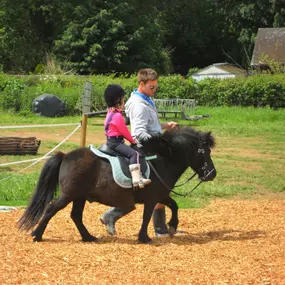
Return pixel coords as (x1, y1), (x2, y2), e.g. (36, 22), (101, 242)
(142, 127), (216, 181)
(193, 131), (216, 181)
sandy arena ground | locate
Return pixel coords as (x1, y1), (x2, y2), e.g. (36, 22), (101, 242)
(1, 198), (285, 284)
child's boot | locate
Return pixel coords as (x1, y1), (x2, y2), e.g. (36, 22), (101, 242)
(129, 164), (151, 188)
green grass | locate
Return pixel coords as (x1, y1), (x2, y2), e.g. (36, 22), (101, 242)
(170, 106), (285, 207)
(195, 106), (285, 136)
(1, 107), (285, 208)
(0, 172), (39, 202)
(0, 111), (82, 125)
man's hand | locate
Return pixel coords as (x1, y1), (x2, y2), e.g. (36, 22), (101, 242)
(161, 122), (179, 130)
(168, 122), (179, 129)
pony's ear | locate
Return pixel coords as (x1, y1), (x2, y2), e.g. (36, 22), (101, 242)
(205, 132), (215, 148)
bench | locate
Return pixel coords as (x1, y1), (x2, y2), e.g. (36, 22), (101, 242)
(157, 110), (186, 119)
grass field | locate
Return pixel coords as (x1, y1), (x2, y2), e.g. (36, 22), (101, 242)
(0, 106), (285, 207)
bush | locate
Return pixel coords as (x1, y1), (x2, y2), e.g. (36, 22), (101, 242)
(2, 78), (26, 112)
(1, 73), (285, 114)
(195, 75), (285, 108)
(156, 75), (196, 99)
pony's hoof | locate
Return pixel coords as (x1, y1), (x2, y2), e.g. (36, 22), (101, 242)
(168, 226), (176, 238)
(138, 236), (152, 244)
(32, 235), (42, 242)
(82, 236), (98, 242)
(31, 230), (42, 242)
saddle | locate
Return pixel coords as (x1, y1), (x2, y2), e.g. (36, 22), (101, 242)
(89, 144), (150, 188)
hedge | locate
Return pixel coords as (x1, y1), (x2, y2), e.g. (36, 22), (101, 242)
(0, 74), (195, 114)
(196, 75), (285, 108)
(0, 73), (284, 114)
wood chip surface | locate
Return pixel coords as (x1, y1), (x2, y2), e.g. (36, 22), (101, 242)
(1, 199), (285, 284)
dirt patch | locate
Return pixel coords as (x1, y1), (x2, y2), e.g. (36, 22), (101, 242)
(214, 136), (282, 160)
(231, 191), (285, 200)
(1, 199), (285, 284)
(216, 147), (276, 160)
(1, 128), (106, 146)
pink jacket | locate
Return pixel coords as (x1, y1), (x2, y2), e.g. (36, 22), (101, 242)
(104, 109), (136, 144)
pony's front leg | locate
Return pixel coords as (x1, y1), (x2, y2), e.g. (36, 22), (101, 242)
(160, 196), (179, 237)
(138, 202), (156, 244)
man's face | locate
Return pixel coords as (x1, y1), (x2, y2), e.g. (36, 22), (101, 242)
(140, 80), (158, 97)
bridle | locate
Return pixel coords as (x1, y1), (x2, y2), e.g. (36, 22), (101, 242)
(147, 140), (214, 197)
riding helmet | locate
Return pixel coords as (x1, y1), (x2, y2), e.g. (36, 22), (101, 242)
(104, 84), (126, 107)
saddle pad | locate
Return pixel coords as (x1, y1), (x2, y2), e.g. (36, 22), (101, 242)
(89, 145), (150, 188)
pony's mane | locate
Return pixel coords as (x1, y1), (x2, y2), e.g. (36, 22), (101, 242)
(164, 127), (203, 147)
(144, 127), (215, 161)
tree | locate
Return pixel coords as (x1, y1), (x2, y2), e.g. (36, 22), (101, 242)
(157, 0), (227, 74)
(54, 1), (171, 74)
(211, 0), (285, 67)
(0, 0), (100, 73)
(0, 0), (45, 72)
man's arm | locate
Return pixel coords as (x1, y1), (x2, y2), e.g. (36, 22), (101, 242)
(128, 104), (152, 142)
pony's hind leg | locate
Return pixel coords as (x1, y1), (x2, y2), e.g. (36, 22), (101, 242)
(71, 199), (97, 242)
(32, 195), (71, 242)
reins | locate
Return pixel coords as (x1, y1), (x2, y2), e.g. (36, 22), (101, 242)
(147, 159), (173, 193)
(146, 157), (203, 198)
(172, 180), (202, 197)
(174, 172), (197, 187)
(171, 168), (215, 197)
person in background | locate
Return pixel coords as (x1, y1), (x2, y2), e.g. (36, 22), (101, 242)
(100, 69), (178, 237)
(103, 84), (151, 188)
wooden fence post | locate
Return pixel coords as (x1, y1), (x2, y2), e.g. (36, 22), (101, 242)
(80, 113), (88, 147)
(80, 81), (92, 147)
(82, 81), (92, 113)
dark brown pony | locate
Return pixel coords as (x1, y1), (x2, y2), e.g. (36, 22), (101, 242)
(18, 127), (216, 243)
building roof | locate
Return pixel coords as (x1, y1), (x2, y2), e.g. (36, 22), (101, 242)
(251, 28), (285, 66)
(192, 63), (246, 76)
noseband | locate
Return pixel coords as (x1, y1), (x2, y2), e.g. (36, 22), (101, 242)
(197, 143), (215, 181)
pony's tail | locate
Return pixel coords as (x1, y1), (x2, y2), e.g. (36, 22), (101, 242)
(18, 151), (65, 231)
